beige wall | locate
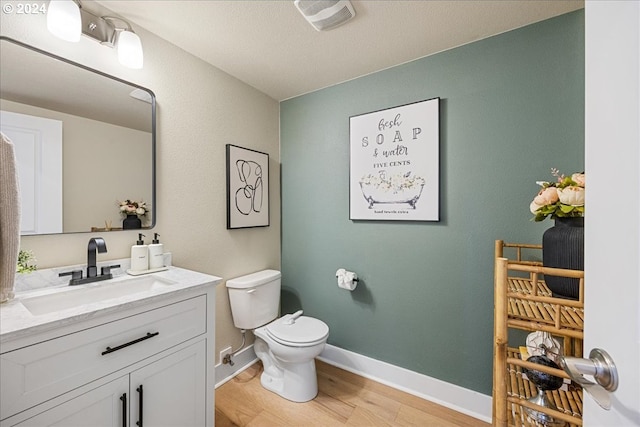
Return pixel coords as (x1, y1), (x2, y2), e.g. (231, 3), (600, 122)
(1, 6), (280, 358)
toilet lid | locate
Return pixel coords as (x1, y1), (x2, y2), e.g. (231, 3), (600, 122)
(266, 315), (329, 345)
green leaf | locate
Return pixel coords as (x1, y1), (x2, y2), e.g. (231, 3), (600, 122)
(559, 204), (575, 213)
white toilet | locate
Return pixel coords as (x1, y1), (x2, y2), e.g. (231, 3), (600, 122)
(226, 270), (329, 402)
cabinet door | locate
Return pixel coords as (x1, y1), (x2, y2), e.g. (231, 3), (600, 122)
(130, 341), (206, 427)
(12, 376), (128, 427)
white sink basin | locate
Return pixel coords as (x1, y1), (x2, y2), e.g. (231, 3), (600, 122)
(21, 275), (177, 316)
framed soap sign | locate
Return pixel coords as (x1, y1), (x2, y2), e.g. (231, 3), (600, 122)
(349, 97), (440, 221)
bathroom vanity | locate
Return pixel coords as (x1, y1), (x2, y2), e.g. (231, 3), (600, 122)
(0, 264), (220, 426)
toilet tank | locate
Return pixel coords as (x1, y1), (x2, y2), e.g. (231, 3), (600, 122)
(226, 269), (281, 329)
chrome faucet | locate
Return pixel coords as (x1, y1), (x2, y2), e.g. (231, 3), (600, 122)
(59, 237), (120, 286)
(87, 237), (107, 278)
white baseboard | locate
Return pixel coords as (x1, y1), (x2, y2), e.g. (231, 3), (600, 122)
(318, 344), (492, 423)
(214, 344), (258, 388)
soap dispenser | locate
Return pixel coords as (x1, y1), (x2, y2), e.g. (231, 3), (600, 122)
(148, 233), (164, 269)
(130, 233), (149, 272)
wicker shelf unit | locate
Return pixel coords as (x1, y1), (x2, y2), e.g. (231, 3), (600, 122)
(493, 240), (585, 427)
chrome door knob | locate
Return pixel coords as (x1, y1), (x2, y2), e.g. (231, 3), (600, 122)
(561, 348), (618, 410)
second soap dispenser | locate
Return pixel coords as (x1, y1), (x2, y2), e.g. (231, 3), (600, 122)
(130, 233), (149, 272)
(148, 233), (164, 269)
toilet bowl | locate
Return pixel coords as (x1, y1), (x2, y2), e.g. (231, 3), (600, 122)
(226, 270), (330, 403)
(253, 311), (329, 402)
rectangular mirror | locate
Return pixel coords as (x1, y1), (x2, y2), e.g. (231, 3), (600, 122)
(0, 36), (156, 235)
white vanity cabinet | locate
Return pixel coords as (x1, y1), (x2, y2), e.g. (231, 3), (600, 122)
(0, 269), (218, 427)
(10, 341), (205, 427)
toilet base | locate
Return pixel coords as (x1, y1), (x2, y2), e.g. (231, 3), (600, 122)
(260, 358), (318, 402)
(254, 337), (320, 402)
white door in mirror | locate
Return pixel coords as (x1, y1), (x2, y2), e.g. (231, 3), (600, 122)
(0, 110), (62, 234)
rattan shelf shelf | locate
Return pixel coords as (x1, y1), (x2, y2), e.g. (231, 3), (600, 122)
(493, 240), (585, 427)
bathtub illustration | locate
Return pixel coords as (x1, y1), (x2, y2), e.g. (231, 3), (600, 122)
(359, 172), (425, 209)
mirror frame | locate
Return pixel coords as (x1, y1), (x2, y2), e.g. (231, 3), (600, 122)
(0, 36), (156, 234)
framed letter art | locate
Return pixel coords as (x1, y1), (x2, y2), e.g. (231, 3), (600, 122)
(349, 97), (440, 221)
(226, 144), (270, 229)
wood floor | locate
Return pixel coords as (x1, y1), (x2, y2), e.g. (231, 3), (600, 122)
(215, 360), (490, 426)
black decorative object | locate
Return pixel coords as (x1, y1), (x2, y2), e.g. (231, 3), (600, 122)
(524, 355), (564, 391)
(542, 217), (584, 299)
(123, 214), (142, 230)
(523, 354), (566, 427)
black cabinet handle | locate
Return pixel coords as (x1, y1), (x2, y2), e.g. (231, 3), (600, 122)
(101, 332), (159, 356)
(120, 393), (127, 427)
(136, 385), (143, 427)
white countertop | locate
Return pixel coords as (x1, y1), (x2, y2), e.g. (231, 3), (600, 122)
(1, 260), (221, 343)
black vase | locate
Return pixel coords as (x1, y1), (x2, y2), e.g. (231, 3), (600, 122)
(123, 214), (142, 230)
(542, 217), (584, 300)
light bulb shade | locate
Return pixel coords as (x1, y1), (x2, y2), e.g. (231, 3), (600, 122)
(117, 30), (144, 69)
(47, 0), (81, 42)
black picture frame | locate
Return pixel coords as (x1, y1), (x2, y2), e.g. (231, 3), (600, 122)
(226, 144), (270, 229)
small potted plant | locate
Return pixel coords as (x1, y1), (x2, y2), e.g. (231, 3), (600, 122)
(16, 249), (37, 273)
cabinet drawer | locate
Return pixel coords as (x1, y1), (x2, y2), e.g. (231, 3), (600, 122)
(1, 296), (206, 418)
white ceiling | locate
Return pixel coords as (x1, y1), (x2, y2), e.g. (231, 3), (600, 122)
(97, 0), (584, 101)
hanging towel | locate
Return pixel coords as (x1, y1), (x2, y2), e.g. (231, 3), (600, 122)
(0, 132), (20, 303)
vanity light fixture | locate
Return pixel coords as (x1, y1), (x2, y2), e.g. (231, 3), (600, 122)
(115, 26), (144, 69)
(46, 0), (81, 42)
(46, 0), (144, 69)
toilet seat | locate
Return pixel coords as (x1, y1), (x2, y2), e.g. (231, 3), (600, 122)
(265, 315), (329, 347)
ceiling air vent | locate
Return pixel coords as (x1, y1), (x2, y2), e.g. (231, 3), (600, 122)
(294, 0), (356, 31)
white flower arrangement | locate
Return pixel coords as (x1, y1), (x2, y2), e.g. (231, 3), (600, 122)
(530, 168), (585, 222)
(118, 199), (149, 217)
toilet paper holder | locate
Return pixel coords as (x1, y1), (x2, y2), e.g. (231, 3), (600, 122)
(335, 271), (359, 282)
(336, 268), (358, 291)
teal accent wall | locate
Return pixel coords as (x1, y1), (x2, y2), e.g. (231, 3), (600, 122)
(280, 11), (584, 395)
